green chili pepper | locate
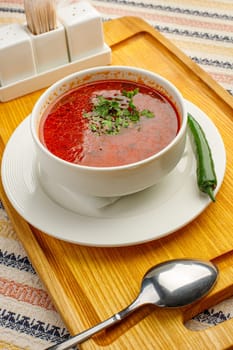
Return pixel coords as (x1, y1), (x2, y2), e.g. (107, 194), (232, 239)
(188, 113), (217, 202)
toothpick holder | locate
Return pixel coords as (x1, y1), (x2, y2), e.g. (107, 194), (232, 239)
(0, 1), (111, 102)
(25, 23), (69, 74)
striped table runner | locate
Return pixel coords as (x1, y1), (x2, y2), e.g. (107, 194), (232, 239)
(0, 1), (233, 349)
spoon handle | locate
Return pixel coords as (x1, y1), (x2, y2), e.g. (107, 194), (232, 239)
(46, 314), (119, 350)
(45, 298), (140, 350)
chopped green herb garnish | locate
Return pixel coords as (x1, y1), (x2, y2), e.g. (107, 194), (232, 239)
(141, 110), (154, 118)
(122, 88), (139, 99)
(83, 89), (155, 135)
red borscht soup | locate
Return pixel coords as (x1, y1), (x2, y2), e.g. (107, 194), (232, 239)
(39, 80), (180, 167)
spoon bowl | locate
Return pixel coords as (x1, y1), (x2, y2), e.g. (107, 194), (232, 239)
(141, 259), (218, 308)
(46, 258), (218, 350)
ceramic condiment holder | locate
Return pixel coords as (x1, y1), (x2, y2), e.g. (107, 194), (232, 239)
(58, 1), (105, 61)
(0, 23), (37, 86)
(25, 22), (69, 74)
(0, 1), (111, 102)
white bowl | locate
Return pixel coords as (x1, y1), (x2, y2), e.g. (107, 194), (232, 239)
(30, 66), (187, 213)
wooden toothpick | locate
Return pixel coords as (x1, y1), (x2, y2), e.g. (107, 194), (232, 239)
(24, 0), (57, 35)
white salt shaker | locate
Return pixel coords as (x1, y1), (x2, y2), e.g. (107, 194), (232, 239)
(58, 1), (105, 61)
(0, 24), (36, 86)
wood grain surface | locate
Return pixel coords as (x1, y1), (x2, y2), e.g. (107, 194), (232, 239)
(1, 17), (233, 349)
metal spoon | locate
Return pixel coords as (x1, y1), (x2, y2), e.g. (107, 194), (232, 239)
(46, 258), (218, 350)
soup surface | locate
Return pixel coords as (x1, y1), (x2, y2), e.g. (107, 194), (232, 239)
(39, 80), (180, 167)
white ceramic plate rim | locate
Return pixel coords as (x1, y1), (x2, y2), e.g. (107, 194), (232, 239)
(1, 100), (226, 247)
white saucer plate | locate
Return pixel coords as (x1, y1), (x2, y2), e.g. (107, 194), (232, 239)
(1, 100), (226, 247)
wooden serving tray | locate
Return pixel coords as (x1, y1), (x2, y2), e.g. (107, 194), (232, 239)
(1, 17), (233, 349)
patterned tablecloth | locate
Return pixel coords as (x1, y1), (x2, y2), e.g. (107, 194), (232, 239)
(0, 0), (233, 349)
